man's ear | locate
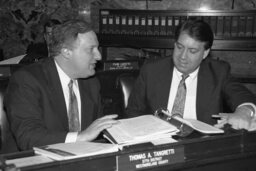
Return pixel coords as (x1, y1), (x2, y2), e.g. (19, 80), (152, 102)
(203, 48), (210, 59)
(61, 48), (72, 59)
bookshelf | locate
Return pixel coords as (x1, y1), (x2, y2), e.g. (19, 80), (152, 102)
(99, 9), (256, 51)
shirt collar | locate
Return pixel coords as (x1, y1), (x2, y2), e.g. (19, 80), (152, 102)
(54, 60), (79, 89)
(174, 67), (199, 81)
(55, 60), (71, 86)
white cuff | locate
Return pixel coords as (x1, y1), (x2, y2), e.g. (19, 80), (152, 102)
(65, 132), (78, 143)
(238, 102), (256, 118)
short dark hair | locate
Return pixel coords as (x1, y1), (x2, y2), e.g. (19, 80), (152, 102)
(174, 19), (214, 50)
(49, 19), (93, 57)
(44, 19), (61, 33)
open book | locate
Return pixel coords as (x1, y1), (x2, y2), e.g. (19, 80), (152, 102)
(104, 114), (224, 148)
(103, 115), (179, 148)
(33, 141), (119, 161)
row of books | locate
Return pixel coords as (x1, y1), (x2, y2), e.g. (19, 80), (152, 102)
(99, 11), (256, 38)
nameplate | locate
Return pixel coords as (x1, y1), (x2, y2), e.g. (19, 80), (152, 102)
(103, 61), (139, 70)
(116, 145), (184, 170)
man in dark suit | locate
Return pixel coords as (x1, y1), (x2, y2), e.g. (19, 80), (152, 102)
(4, 19), (118, 151)
(126, 19), (256, 130)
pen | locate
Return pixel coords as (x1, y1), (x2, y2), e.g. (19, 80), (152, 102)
(211, 114), (222, 119)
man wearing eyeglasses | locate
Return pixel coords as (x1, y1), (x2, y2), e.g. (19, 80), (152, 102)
(126, 19), (256, 131)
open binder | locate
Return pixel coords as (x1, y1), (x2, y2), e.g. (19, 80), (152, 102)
(155, 109), (224, 135)
(103, 115), (178, 148)
(104, 111), (224, 148)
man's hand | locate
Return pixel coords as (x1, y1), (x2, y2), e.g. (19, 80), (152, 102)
(214, 106), (253, 130)
(76, 114), (119, 142)
(249, 117), (256, 131)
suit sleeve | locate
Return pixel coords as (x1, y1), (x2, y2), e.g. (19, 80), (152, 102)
(4, 70), (67, 150)
(219, 62), (256, 111)
(91, 78), (103, 118)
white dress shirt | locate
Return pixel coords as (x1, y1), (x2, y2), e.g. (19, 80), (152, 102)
(55, 61), (81, 142)
(167, 67), (199, 119)
(167, 67), (256, 120)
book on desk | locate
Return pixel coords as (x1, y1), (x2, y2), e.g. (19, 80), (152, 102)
(33, 141), (119, 161)
(103, 113), (224, 149)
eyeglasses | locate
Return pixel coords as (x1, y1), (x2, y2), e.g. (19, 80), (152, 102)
(154, 108), (194, 137)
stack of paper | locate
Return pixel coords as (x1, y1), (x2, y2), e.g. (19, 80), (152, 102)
(6, 155), (54, 168)
(104, 115), (179, 148)
(104, 114), (224, 149)
(33, 141), (119, 161)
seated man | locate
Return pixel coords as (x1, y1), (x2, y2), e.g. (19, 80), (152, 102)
(126, 19), (256, 130)
(20, 19), (61, 64)
(4, 19), (118, 151)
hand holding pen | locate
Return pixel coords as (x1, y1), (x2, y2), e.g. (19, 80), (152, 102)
(212, 111), (254, 131)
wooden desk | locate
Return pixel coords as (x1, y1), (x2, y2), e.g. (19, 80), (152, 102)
(1, 131), (256, 171)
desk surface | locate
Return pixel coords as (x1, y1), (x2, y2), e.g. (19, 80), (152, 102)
(2, 130), (256, 171)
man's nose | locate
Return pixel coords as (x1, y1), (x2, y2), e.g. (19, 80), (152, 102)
(180, 49), (187, 59)
(94, 50), (102, 60)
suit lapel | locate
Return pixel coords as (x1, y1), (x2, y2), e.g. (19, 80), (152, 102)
(78, 79), (95, 130)
(42, 58), (69, 130)
(156, 59), (173, 110)
(196, 59), (215, 122)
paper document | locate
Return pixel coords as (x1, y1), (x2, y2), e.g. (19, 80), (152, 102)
(33, 141), (119, 161)
(6, 155), (54, 168)
(173, 116), (224, 134)
(162, 111), (224, 134)
(104, 115), (178, 147)
(0, 54), (25, 65)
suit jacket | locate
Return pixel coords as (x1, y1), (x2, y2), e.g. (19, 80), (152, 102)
(126, 57), (256, 125)
(4, 58), (103, 151)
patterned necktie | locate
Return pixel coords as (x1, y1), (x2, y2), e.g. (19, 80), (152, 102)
(68, 80), (80, 132)
(171, 74), (189, 118)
